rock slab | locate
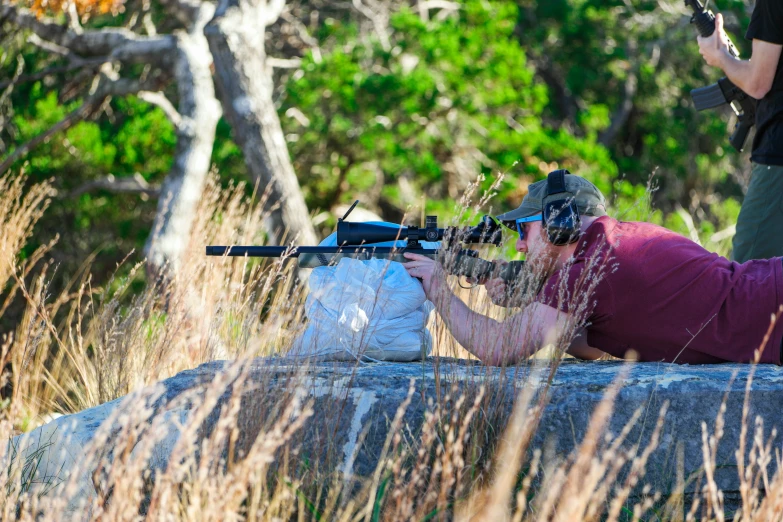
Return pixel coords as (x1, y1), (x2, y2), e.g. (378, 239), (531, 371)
(11, 359), (783, 513)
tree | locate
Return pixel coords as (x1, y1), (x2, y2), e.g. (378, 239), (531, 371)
(205, 0), (317, 245)
(1, 0), (221, 276)
(0, 0), (317, 276)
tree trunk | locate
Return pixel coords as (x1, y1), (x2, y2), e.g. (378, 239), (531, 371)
(204, 0), (318, 246)
(145, 5), (222, 274)
(4, 2), (221, 276)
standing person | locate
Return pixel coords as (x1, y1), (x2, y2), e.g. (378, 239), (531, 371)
(402, 170), (783, 366)
(697, 1), (783, 262)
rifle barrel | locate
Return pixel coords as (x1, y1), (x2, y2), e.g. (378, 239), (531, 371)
(206, 246), (290, 257)
(205, 246), (442, 257)
(206, 245), (526, 283)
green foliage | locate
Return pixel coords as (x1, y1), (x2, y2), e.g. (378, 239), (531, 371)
(0, 72), (172, 330)
(281, 0), (616, 229)
(611, 178), (664, 224)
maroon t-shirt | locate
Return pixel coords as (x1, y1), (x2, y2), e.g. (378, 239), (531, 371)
(540, 217), (783, 364)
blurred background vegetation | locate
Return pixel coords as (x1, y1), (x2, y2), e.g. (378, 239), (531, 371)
(0, 0), (754, 331)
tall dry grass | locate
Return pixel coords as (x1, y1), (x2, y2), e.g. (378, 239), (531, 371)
(0, 168), (780, 521)
(2, 172), (308, 421)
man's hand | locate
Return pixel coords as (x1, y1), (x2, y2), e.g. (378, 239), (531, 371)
(485, 277), (511, 307)
(694, 11), (780, 99)
(697, 13), (732, 69)
(402, 253), (447, 301)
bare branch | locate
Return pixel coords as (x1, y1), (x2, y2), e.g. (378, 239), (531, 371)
(710, 224), (736, 243)
(126, 0), (152, 33)
(0, 97), (99, 175)
(419, 1), (460, 10)
(260, 0), (287, 27)
(109, 37), (176, 63)
(675, 203), (702, 245)
(1, 4), (176, 64)
(0, 56), (24, 108)
(533, 57), (580, 131)
(266, 56), (302, 69)
(505, 115), (526, 133)
(0, 56), (24, 139)
(143, 13), (158, 36)
(417, 0), (460, 21)
(27, 33), (72, 58)
(70, 173), (160, 197)
(0, 57), (108, 91)
(65, 1), (83, 34)
(0, 74), (158, 174)
(137, 90), (183, 129)
(281, 10), (322, 63)
(352, 0), (391, 51)
(0, 5), (66, 44)
(285, 107), (310, 126)
(598, 73), (637, 147)
(599, 39), (639, 147)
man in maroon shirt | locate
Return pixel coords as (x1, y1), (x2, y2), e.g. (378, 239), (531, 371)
(403, 171), (783, 365)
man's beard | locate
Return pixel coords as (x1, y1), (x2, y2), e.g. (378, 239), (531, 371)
(525, 245), (560, 281)
(510, 246), (560, 303)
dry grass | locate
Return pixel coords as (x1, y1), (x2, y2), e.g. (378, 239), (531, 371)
(0, 169), (781, 521)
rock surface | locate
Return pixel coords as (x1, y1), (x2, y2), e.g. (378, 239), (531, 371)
(11, 358), (783, 513)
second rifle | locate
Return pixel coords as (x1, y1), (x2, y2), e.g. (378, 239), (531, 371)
(686, 0), (756, 152)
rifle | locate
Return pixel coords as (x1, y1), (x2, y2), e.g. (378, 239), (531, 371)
(686, 0), (756, 152)
(206, 201), (525, 283)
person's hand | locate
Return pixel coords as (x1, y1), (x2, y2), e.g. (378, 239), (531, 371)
(485, 277), (510, 307)
(402, 253), (446, 301)
(697, 13), (731, 68)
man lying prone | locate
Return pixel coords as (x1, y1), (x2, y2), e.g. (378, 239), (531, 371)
(403, 170), (783, 365)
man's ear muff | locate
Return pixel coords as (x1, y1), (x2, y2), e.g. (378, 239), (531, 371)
(542, 169), (581, 246)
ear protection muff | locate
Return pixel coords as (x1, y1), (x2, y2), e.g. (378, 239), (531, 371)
(542, 169), (581, 246)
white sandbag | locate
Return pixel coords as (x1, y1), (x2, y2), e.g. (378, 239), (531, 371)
(289, 223), (437, 362)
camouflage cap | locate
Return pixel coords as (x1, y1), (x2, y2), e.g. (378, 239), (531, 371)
(496, 173), (608, 228)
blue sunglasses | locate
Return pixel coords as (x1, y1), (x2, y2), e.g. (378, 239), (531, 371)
(515, 214), (543, 240)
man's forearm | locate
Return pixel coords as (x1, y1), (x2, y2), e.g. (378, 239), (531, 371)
(433, 290), (530, 365)
(718, 54), (770, 99)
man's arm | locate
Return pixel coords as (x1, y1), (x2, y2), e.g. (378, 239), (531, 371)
(567, 327), (606, 360)
(718, 38), (781, 99)
(435, 294), (570, 365)
(698, 13), (782, 99)
(480, 270), (606, 362)
(404, 252), (575, 365)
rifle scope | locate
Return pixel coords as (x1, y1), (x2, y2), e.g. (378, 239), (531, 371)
(336, 215), (503, 248)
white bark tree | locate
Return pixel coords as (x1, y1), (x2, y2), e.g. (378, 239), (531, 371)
(142, 0), (223, 273)
(1, 0), (319, 275)
(205, 0), (317, 245)
(1, 1), (221, 276)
